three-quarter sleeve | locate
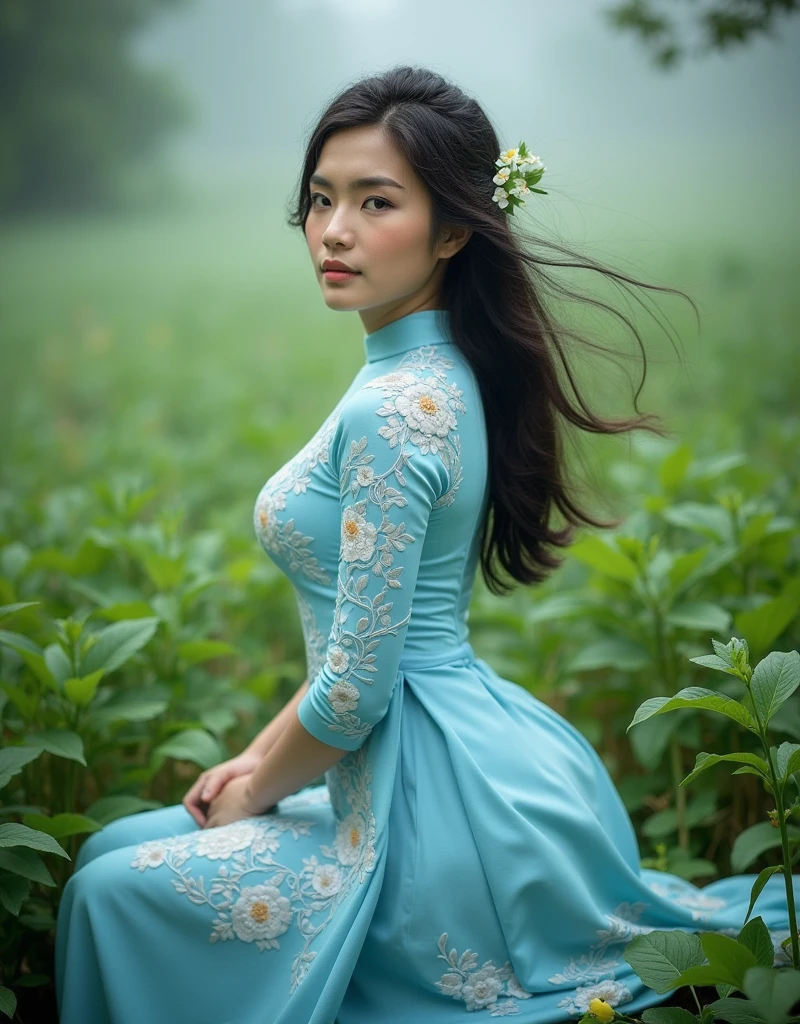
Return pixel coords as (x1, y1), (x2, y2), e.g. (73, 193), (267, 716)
(296, 378), (454, 751)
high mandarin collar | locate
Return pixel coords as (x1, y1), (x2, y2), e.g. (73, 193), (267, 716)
(362, 309), (454, 364)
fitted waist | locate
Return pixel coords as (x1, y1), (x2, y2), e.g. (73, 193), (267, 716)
(397, 640), (477, 671)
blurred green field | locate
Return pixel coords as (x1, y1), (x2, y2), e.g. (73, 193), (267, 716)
(1, 176), (797, 516)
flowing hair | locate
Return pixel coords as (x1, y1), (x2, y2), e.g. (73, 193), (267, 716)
(286, 65), (699, 596)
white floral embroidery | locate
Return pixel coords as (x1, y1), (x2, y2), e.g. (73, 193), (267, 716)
(230, 883), (292, 948)
(253, 412), (341, 584)
(322, 352), (465, 741)
(434, 932), (532, 1016)
(547, 901), (653, 1015)
(646, 878), (728, 921)
(128, 746), (376, 994)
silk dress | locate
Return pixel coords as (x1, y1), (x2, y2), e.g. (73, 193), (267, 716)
(55, 309), (796, 1024)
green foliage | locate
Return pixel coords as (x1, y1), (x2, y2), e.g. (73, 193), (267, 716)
(604, 0), (799, 70)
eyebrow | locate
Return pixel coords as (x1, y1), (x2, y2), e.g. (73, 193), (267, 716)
(309, 173), (406, 191)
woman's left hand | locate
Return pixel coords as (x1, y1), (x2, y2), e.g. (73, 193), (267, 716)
(203, 774), (262, 829)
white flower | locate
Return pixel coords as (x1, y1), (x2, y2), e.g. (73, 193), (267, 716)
(573, 979), (632, 1013)
(328, 679), (360, 714)
(230, 883), (292, 943)
(341, 506), (378, 562)
(493, 166), (511, 186)
(496, 147), (520, 167)
(334, 811), (368, 865)
(492, 187), (510, 209)
(130, 840), (169, 871)
(508, 177), (530, 198)
(518, 152), (544, 170)
(355, 465), (375, 487)
(311, 862), (343, 896)
(195, 821), (261, 861)
(463, 965), (503, 1010)
(327, 645), (350, 674)
(392, 380), (457, 454)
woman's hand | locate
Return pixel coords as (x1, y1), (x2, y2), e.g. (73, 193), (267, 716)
(183, 751), (262, 827)
(203, 775), (263, 829)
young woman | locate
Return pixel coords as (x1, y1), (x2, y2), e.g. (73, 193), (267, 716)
(56, 65), (794, 1024)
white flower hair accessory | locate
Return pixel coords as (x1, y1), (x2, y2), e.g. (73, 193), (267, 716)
(491, 141), (547, 216)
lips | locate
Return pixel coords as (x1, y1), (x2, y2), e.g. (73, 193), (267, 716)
(322, 261), (359, 273)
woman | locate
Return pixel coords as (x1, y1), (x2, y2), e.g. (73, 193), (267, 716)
(55, 65), (794, 1024)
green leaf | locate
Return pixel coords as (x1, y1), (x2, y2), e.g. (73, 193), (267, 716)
(43, 643), (72, 688)
(750, 651), (800, 729)
(668, 546), (710, 594)
(704, 996), (767, 1024)
(0, 847), (56, 886)
(731, 822), (800, 873)
(698, 932), (759, 989)
(0, 631), (58, 691)
(63, 669), (105, 707)
(151, 729), (223, 770)
(742, 965), (800, 1024)
(0, 873), (30, 915)
(628, 688), (757, 733)
(20, 813), (102, 840)
(87, 693), (169, 727)
(667, 602), (732, 634)
(567, 534), (639, 583)
(569, 637), (651, 673)
(629, 711), (685, 771)
(681, 751), (770, 788)
(0, 746), (42, 789)
(0, 823), (70, 859)
(177, 639), (239, 666)
(664, 503), (733, 543)
(658, 444), (693, 492)
(641, 1009), (698, 1024)
(737, 916), (780, 967)
(81, 617), (159, 675)
(0, 602), (40, 621)
(735, 579), (800, 659)
(0, 987), (17, 1019)
(25, 729), (86, 766)
(642, 790), (718, 839)
(84, 795), (162, 826)
(623, 929), (706, 994)
(777, 742), (800, 782)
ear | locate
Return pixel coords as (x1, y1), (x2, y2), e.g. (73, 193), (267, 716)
(437, 225), (473, 260)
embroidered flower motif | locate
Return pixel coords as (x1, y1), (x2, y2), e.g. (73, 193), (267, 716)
(356, 465), (375, 487)
(253, 411), (341, 584)
(194, 820), (279, 861)
(294, 587), (328, 682)
(340, 504), (378, 562)
(328, 679), (360, 714)
(573, 980), (631, 1015)
(327, 645), (350, 674)
(129, 748), (375, 995)
(310, 862), (343, 896)
(646, 879), (728, 921)
(229, 883), (292, 949)
(390, 379), (458, 453)
(333, 811), (370, 866)
(435, 933), (532, 1016)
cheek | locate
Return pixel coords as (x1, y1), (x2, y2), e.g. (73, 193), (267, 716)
(368, 219), (429, 262)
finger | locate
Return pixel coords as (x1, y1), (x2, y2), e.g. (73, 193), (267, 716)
(183, 797), (207, 827)
(201, 770), (229, 802)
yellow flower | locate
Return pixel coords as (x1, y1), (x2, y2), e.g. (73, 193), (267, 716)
(588, 998), (615, 1022)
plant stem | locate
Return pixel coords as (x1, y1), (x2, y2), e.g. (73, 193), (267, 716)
(689, 985), (702, 1015)
(670, 736), (689, 850)
(760, 734), (800, 967)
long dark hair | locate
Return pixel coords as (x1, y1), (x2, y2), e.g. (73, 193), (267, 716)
(286, 65), (699, 596)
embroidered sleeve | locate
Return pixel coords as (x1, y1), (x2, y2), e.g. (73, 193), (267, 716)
(296, 370), (462, 751)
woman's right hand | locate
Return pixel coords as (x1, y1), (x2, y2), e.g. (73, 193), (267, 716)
(183, 751), (263, 827)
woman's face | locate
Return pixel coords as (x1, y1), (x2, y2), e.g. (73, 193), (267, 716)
(304, 124), (470, 335)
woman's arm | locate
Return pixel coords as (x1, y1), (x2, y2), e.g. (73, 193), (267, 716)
(242, 678), (309, 758)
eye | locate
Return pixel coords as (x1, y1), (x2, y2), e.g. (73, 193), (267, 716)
(309, 193), (393, 212)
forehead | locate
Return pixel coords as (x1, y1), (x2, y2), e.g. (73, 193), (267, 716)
(313, 125), (413, 188)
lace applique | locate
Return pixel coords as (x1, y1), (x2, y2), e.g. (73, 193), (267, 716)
(434, 932), (532, 1016)
(128, 746), (375, 993)
(646, 877), (728, 921)
(322, 358), (465, 741)
(254, 412), (341, 584)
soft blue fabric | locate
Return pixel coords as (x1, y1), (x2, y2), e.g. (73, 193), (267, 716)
(56, 309), (795, 1023)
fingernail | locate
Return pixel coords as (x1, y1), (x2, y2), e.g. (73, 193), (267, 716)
(202, 789), (210, 799)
